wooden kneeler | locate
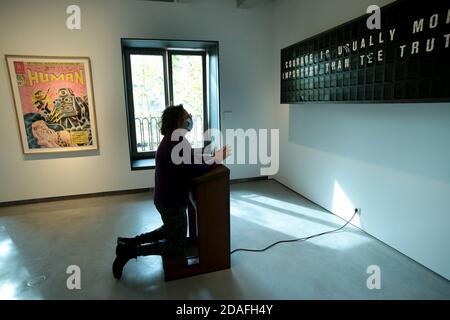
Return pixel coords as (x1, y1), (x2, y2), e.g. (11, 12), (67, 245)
(162, 165), (230, 281)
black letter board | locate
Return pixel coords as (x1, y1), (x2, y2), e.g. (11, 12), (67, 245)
(280, 0), (450, 104)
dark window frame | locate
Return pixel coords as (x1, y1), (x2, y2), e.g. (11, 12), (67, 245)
(121, 39), (220, 170)
(168, 50), (208, 134)
(123, 47), (169, 160)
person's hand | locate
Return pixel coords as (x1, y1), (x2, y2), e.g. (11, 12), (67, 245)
(214, 145), (231, 163)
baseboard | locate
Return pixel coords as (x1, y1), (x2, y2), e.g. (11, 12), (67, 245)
(1, 176), (268, 207)
(0, 188), (152, 207)
(230, 176), (269, 184)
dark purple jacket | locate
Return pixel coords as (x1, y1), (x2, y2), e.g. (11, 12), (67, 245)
(154, 135), (218, 208)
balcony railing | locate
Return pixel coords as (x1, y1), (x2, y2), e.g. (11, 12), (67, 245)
(135, 115), (203, 152)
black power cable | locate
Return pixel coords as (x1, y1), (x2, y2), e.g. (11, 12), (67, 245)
(231, 208), (359, 254)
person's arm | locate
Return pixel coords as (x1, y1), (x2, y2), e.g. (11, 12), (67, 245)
(187, 144), (230, 177)
(188, 147), (218, 177)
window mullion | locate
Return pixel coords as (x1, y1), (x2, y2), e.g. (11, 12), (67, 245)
(162, 50), (170, 108)
(166, 50), (174, 106)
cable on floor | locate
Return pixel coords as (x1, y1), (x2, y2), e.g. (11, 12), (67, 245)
(231, 208), (359, 255)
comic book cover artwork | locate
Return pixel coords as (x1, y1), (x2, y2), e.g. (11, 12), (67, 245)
(6, 56), (98, 154)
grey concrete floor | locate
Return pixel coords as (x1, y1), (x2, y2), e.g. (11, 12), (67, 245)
(0, 180), (449, 299)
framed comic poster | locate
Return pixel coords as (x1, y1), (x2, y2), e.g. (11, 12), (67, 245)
(5, 55), (99, 154)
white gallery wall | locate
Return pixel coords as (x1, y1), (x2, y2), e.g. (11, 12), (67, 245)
(273, 0), (450, 279)
(1, 0), (448, 281)
(0, 0), (275, 202)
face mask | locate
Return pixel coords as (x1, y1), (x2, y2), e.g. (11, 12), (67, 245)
(186, 116), (193, 132)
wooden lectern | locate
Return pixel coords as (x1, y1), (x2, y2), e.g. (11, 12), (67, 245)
(162, 165), (231, 281)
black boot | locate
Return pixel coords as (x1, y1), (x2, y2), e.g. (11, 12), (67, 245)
(112, 240), (165, 280)
(117, 227), (165, 246)
(137, 240), (166, 256)
(138, 240), (187, 268)
(112, 240), (185, 279)
(112, 243), (138, 280)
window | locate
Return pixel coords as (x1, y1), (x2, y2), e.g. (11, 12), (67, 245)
(130, 54), (165, 154)
(122, 39), (220, 169)
(170, 52), (205, 149)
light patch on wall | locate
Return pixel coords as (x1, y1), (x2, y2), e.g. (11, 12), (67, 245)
(332, 181), (361, 228)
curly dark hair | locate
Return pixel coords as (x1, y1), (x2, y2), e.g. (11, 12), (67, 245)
(159, 104), (186, 136)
